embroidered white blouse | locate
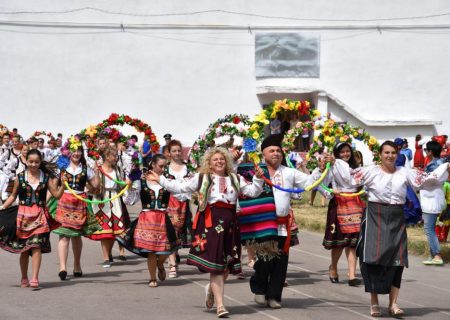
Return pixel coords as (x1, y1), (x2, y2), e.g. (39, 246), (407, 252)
(332, 159), (449, 205)
(159, 173), (263, 205)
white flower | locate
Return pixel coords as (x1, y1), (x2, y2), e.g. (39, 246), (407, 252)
(214, 135), (231, 146)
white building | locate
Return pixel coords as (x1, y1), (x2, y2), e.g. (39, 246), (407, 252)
(0, 1), (448, 153)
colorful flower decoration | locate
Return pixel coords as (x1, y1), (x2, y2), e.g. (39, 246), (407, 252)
(77, 113), (159, 160)
(28, 130), (54, 143)
(189, 114), (251, 171)
(281, 121), (315, 153)
(246, 99), (319, 164)
(307, 118), (381, 170)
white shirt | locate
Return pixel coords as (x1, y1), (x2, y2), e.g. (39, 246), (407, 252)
(269, 165), (322, 236)
(159, 172), (263, 205)
(103, 170), (118, 190)
(45, 148), (60, 163)
(333, 159), (449, 205)
(168, 165), (191, 201)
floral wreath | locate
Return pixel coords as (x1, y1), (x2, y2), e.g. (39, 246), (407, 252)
(28, 130), (54, 142)
(244, 99), (320, 163)
(306, 117), (380, 170)
(78, 113), (159, 160)
(188, 114), (251, 170)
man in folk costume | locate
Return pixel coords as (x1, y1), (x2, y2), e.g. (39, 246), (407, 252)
(248, 134), (328, 308)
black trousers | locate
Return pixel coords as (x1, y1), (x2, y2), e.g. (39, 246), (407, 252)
(250, 236), (288, 302)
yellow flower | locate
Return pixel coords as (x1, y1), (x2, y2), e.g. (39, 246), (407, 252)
(369, 136), (377, 145)
(69, 136), (82, 151)
(339, 136), (347, 142)
(85, 125), (98, 138)
(252, 131), (260, 140)
(314, 136), (319, 142)
(324, 136), (332, 143)
(336, 127), (343, 135)
(250, 124), (259, 132)
(305, 153), (310, 161)
(313, 109), (321, 117)
(254, 113), (269, 125)
(329, 136), (336, 145)
(248, 152), (260, 164)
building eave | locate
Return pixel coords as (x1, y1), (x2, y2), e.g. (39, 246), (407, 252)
(256, 85), (442, 126)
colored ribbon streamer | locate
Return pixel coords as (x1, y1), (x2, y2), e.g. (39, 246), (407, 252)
(257, 163), (330, 194)
(98, 166), (127, 186)
(64, 181), (129, 204)
(319, 183), (365, 197)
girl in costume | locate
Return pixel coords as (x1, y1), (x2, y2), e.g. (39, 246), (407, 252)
(0, 149), (65, 289)
(51, 141), (100, 280)
(322, 142), (364, 286)
(165, 140), (192, 278)
(332, 141), (449, 317)
(118, 154), (178, 287)
(148, 147), (264, 318)
(89, 146), (130, 267)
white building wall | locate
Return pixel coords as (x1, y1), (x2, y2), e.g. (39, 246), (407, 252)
(0, 0), (448, 146)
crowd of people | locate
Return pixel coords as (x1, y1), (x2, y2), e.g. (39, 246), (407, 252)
(0, 126), (449, 318)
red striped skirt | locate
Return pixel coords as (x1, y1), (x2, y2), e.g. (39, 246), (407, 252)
(55, 192), (87, 230)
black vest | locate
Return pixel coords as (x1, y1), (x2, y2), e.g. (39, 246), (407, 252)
(17, 171), (49, 207)
(65, 165), (88, 192)
(139, 178), (170, 210)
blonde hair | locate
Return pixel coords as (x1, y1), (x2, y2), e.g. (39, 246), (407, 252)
(199, 147), (234, 176)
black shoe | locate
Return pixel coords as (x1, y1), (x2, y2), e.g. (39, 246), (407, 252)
(118, 255), (127, 261)
(58, 270), (67, 281)
(73, 271), (83, 278)
(175, 254), (181, 264)
(109, 254), (114, 263)
(348, 278), (361, 286)
(328, 266), (339, 283)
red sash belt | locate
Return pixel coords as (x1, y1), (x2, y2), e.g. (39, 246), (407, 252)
(193, 202), (236, 230)
(277, 215), (291, 254)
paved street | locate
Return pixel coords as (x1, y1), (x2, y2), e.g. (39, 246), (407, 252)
(1, 207), (450, 320)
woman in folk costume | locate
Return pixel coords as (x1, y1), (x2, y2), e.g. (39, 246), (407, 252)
(117, 154), (178, 287)
(89, 146), (130, 268)
(148, 147), (264, 318)
(321, 142), (364, 286)
(164, 139), (192, 278)
(249, 135), (327, 309)
(50, 139), (101, 280)
(414, 134), (426, 169)
(0, 149), (65, 289)
(332, 140), (449, 317)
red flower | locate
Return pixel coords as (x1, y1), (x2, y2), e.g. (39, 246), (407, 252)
(233, 116), (240, 124)
(150, 134), (156, 143)
(298, 101), (310, 116)
(124, 115), (131, 123)
(144, 129), (152, 136)
(151, 144), (160, 153)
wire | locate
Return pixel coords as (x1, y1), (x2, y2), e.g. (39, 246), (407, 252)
(1, 7), (450, 23)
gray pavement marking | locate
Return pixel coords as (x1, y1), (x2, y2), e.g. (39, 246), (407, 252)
(179, 275), (283, 320)
(284, 287), (373, 319)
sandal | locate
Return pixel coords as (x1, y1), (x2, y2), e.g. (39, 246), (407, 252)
(20, 278), (29, 288)
(30, 279), (40, 290)
(205, 283), (215, 310)
(157, 264), (166, 281)
(389, 304), (404, 318)
(216, 305), (229, 318)
(370, 304), (381, 317)
(148, 279), (158, 288)
(168, 264), (177, 278)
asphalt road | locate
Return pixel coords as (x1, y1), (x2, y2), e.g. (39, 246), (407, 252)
(1, 206), (449, 320)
